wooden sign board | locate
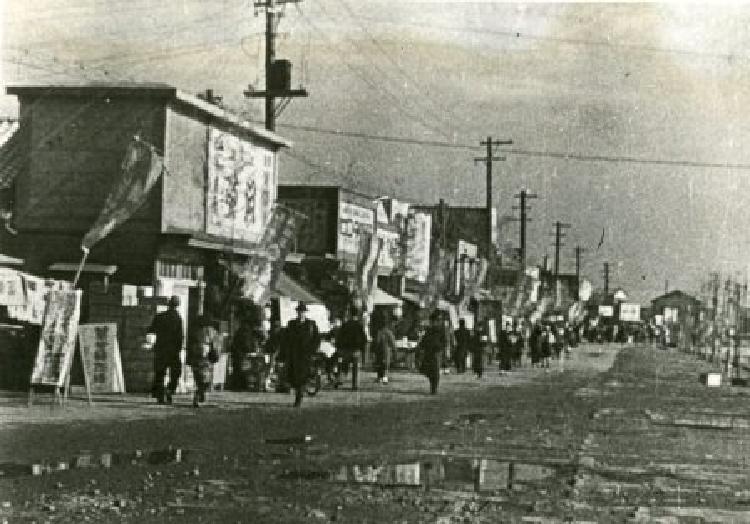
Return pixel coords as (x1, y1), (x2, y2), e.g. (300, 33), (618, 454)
(78, 323), (126, 394)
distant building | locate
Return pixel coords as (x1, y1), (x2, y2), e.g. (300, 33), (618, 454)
(412, 199), (495, 258)
(651, 290), (701, 348)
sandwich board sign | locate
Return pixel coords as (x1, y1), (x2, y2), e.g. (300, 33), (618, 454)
(78, 323), (126, 394)
(29, 290), (91, 406)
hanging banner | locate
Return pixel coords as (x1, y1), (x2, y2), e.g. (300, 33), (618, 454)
(0, 267), (25, 306)
(30, 290), (82, 387)
(82, 138), (165, 249)
(241, 205), (306, 304)
(404, 211), (431, 283)
(78, 323), (125, 393)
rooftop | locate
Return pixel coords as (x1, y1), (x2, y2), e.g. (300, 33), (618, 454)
(5, 83), (291, 149)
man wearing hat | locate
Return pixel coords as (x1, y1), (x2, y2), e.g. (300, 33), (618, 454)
(147, 295), (184, 404)
(334, 306), (368, 390)
(284, 301), (321, 407)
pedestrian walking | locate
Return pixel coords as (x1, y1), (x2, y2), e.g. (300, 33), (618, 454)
(454, 319), (472, 373)
(147, 295), (184, 405)
(529, 324), (542, 368)
(284, 302), (321, 407)
(498, 323), (513, 372)
(229, 306), (264, 390)
(186, 315), (219, 408)
(418, 312), (447, 394)
(335, 307), (368, 390)
(373, 316), (396, 384)
(442, 319), (456, 374)
(542, 325), (554, 369)
(472, 323), (486, 379)
(511, 322), (524, 368)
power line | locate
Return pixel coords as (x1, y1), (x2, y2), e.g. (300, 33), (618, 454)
(357, 16), (750, 64)
(268, 121), (750, 171)
(298, 5), (454, 140)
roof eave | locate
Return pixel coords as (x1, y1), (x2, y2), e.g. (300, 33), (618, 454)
(174, 91), (292, 149)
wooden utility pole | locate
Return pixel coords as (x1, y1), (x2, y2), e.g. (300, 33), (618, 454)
(603, 262), (610, 296)
(551, 221), (571, 277)
(575, 245), (585, 290)
(474, 136), (512, 256)
(245, 0), (308, 131)
(512, 189), (537, 267)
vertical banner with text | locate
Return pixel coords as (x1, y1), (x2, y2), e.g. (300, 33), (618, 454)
(30, 290), (82, 387)
(241, 204), (307, 304)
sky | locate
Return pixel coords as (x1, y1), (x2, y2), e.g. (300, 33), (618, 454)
(3, 1), (750, 304)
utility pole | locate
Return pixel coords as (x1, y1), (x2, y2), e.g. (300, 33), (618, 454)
(603, 262), (610, 297)
(575, 246), (585, 294)
(550, 221), (571, 277)
(512, 188), (537, 267)
(245, 0), (308, 131)
(474, 136), (512, 257)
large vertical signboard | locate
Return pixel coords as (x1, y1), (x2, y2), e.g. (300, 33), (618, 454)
(405, 211), (431, 283)
(30, 290), (82, 387)
(206, 128), (276, 243)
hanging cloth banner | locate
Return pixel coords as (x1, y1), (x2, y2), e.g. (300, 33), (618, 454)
(82, 137), (165, 250)
(0, 267), (25, 306)
(241, 204), (307, 304)
(421, 247), (455, 314)
(30, 290), (82, 387)
(78, 323), (126, 394)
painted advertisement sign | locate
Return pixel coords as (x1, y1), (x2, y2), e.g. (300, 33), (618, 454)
(206, 128), (276, 243)
(30, 290), (82, 387)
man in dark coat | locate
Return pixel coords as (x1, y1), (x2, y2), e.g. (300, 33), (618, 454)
(453, 319), (472, 373)
(418, 312), (446, 394)
(284, 302), (320, 407)
(148, 295), (184, 405)
(335, 307), (368, 390)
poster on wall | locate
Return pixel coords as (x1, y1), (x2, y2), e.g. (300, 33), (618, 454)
(78, 323), (126, 394)
(206, 128), (276, 243)
(30, 290), (82, 387)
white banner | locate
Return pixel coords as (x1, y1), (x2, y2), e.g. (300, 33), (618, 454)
(30, 290), (82, 387)
(598, 305), (614, 318)
(405, 211), (431, 283)
(0, 268), (25, 306)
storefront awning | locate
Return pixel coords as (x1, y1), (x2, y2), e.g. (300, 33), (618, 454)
(0, 253), (23, 266)
(270, 272), (323, 304)
(401, 291), (452, 311)
(0, 120), (22, 189)
(371, 287), (402, 307)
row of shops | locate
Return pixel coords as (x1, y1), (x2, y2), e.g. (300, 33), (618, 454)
(0, 83), (506, 394)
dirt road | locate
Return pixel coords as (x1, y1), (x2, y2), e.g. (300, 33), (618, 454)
(3, 343), (747, 523)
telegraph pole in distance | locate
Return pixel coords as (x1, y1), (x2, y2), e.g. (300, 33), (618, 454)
(550, 221), (571, 277)
(512, 188), (537, 267)
(475, 136), (512, 257)
(575, 246), (585, 294)
(245, 0), (308, 131)
(603, 262), (610, 297)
